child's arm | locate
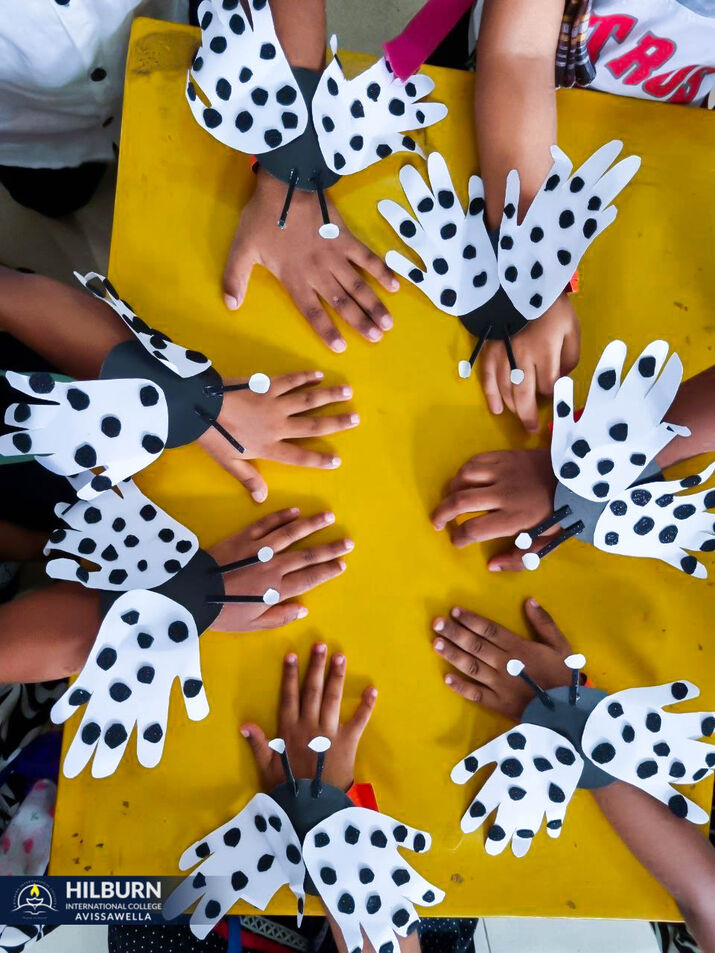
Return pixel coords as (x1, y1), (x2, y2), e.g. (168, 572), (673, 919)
(657, 366), (715, 469)
(0, 269), (359, 501)
(474, 0), (580, 431)
(0, 583), (101, 682)
(593, 782), (715, 951)
(436, 600), (715, 947)
(221, 1), (398, 352)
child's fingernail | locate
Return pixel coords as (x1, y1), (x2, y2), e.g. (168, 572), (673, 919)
(433, 618), (444, 632)
(368, 686), (379, 700)
(296, 607), (308, 619)
(433, 639), (444, 652)
(344, 538), (355, 551)
(289, 507), (300, 515)
(380, 314), (393, 330)
(341, 386), (353, 398)
(334, 654), (345, 668)
(368, 328), (382, 342)
(314, 370), (324, 379)
(252, 488), (267, 502)
(329, 456), (341, 468)
(333, 339), (347, 353)
(390, 278), (400, 292)
(315, 643), (327, 654)
(337, 559), (347, 571)
(451, 607), (461, 618)
(240, 727), (250, 738)
(444, 675), (453, 686)
(285, 653), (298, 665)
(488, 564), (502, 572)
(224, 294), (239, 310)
(527, 597), (539, 607)
(324, 511), (335, 524)
(350, 413), (360, 426)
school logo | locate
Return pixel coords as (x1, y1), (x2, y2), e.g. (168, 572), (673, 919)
(12, 882), (57, 919)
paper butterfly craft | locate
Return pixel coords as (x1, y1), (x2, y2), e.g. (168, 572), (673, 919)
(164, 736), (445, 950)
(0, 272), (270, 500)
(187, 0), (447, 238)
(451, 653), (715, 858)
(515, 339), (714, 576)
(378, 143), (640, 382)
(49, 487), (279, 778)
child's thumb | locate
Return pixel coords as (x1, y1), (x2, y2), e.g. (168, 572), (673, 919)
(524, 597), (570, 652)
(223, 233), (256, 311)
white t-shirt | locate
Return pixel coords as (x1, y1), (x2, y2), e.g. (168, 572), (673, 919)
(586, 0), (715, 105)
(0, 0), (187, 169)
(472, 0), (715, 106)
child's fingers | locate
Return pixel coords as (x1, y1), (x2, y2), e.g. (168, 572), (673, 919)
(223, 231), (256, 311)
(285, 411), (359, 439)
(449, 512), (513, 548)
(248, 508), (301, 541)
(279, 558), (347, 600)
(480, 351), (504, 416)
(524, 598), (570, 652)
(279, 652), (300, 725)
(431, 488), (500, 530)
(334, 263), (393, 333)
(300, 642), (328, 722)
(433, 633), (501, 687)
(225, 458), (267, 503)
(487, 546), (531, 573)
(444, 672), (500, 709)
(281, 382), (351, 412)
(271, 442), (341, 469)
(269, 370), (326, 397)
(289, 285), (346, 353)
(346, 685), (378, 740)
(277, 537), (353, 575)
(320, 653), (347, 733)
(319, 275), (383, 342)
(433, 614), (509, 670)
(239, 722), (274, 777)
(345, 238), (399, 294)
(262, 510), (336, 552)
(512, 365), (539, 433)
(255, 603), (307, 629)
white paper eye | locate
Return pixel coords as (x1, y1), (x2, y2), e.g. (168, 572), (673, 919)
(249, 373), (271, 394)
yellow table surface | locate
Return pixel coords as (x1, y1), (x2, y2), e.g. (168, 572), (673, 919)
(51, 19), (715, 921)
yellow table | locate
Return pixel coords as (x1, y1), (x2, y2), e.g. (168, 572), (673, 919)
(51, 19), (715, 921)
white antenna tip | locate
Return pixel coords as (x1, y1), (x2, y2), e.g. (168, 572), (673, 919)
(564, 653), (586, 670)
(308, 736), (332, 753)
(329, 34), (339, 55)
(515, 532), (532, 550)
(319, 223), (340, 240)
(257, 546), (274, 563)
(506, 659), (524, 677)
(510, 369), (525, 386)
(263, 588), (280, 606)
(268, 738), (286, 754)
(249, 373), (271, 395)
(457, 360), (472, 379)
(522, 552), (541, 571)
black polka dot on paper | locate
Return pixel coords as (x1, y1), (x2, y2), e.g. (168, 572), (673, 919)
(681, 474), (702, 488)
(327, 77), (339, 96)
(441, 223), (457, 240)
(500, 758), (523, 778)
(349, 135), (363, 151)
(314, 832), (329, 848)
(556, 401), (570, 418)
(101, 544), (118, 562)
(646, 712), (662, 732)
(223, 827), (241, 847)
(82, 723), (101, 745)
(376, 144), (392, 159)
(109, 682), (131, 702)
(681, 556), (697, 574)
(548, 783), (565, 803)
(473, 272), (488, 287)
(388, 98), (405, 116)
(76, 567), (89, 583)
(469, 800), (486, 816)
(260, 42), (276, 59)
(507, 732), (526, 750)
(239, 67), (252, 84)
(92, 475), (112, 494)
(583, 219), (597, 239)
(702, 716), (715, 736)
(597, 459), (614, 474)
(365, 894), (381, 914)
(320, 866), (337, 885)
(588, 196), (601, 210)
(500, 236), (514, 251)
(636, 760), (658, 779)
(413, 833), (426, 852)
(90, 68), (107, 82)
(463, 245), (477, 260)
(104, 724), (128, 749)
(622, 724), (635, 742)
(659, 525), (678, 544)
(408, 269), (424, 283)
(367, 82), (381, 101)
(634, 517), (654, 535)
(653, 742), (670, 757)
(370, 829), (387, 848)
(530, 262), (543, 280)
(433, 258), (448, 275)
(203, 108), (222, 129)
(487, 824), (505, 841)
(504, 266), (518, 282)
(286, 843), (300, 863)
(469, 197), (485, 216)
(674, 504), (696, 520)
(530, 226), (544, 243)
(560, 462), (580, 480)
(631, 489), (651, 507)
(74, 444), (97, 469)
(440, 290), (457, 308)
(604, 532), (618, 546)
(569, 176), (584, 193)
(231, 871), (248, 891)
(437, 190), (454, 209)
(195, 842), (210, 858)
(69, 688), (91, 706)
(609, 423), (628, 441)
(571, 439), (590, 458)
(139, 385), (159, 407)
(360, 866), (375, 883)
(12, 433), (31, 454)
(402, 135), (417, 152)
(205, 900), (221, 919)
(216, 78), (231, 100)
(608, 702), (624, 718)
(508, 786), (526, 801)
(183, 679), (203, 698)
(337, 893), (355, 914)
(13, 403), (31, 423)
(591, 742), (616, 764)
(556, 746), (576, 765)
(137, 666), (155, 685)
(559, 210), (575, 228)
(108, 570), (128, 585)
(168, 621), (189, 643)
(230, 13), (245, 34)
(67, 388), (90, 411)
(630, 453), (647, 466)
(29, 373), (54, 394)
(257, 854), (274, 872)
(96, 647), (117, 670)
(136, 560), (148, 572)
(668, 795), (688, 818)
(557, 249), (571, 266)
(78, 538), (96, 555)
(200, 10), (212, 27)
(400, 220), (416, 238)
(545, 175), (559, 191)
(264, 129), (282, 148)
(392, 909), (410, 928)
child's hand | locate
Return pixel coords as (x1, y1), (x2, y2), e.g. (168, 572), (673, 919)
(433, 600), (572, 720)
(223, 171), (399, 352)
(197, 370), (359, 501)
(209, 508), (352, 632)
(431, 449), (556, 563)
(480, 294), (580, 432)
(241, 643), (377, 792)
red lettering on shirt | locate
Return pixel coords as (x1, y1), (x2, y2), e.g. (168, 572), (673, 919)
(587, 14), (636, 61)
(606, 32), (676, 85)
